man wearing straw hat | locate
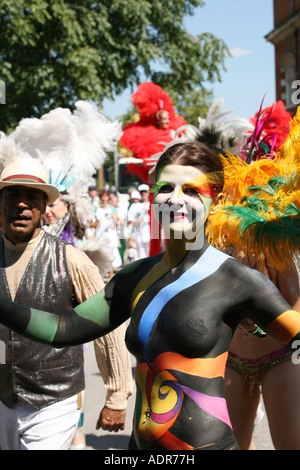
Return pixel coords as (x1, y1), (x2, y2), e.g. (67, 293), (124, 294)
(0, 157), (132, 450)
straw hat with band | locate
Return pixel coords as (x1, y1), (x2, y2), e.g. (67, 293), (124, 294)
(0, 157), (60, 205)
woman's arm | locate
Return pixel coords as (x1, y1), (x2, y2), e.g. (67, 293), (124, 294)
(243, 267), (300, 348)
(0, 257), (149, 348)
(0, 287), (124, 347)
(244, 259), (300, 337)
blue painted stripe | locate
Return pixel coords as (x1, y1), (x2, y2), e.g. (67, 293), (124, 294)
(138, 246), (229, 364)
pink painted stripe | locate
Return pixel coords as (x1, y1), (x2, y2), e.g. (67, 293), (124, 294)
(181, 384), (232, 428)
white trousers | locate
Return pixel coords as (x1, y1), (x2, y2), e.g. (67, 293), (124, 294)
(0, 394), (82, 450)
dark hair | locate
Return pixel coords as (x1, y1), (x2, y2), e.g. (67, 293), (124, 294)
(99, 189), (109, 199)
(155, 142), (224, 188)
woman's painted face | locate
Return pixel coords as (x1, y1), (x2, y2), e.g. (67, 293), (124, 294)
(45, 197), (68, 225)
(153, 165), (219, 241)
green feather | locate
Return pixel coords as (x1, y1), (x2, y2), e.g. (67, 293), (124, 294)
(223, 205), (300, 260)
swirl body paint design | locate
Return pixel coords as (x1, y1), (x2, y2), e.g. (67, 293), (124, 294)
(128, 245), (233, 449)
(135, 352), (231, 449)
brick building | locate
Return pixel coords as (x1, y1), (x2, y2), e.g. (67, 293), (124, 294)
(265, 0), (300, 113)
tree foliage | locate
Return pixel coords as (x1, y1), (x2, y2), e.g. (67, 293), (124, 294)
(0, 0), (229, 132)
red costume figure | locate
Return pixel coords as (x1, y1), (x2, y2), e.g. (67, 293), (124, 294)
(120, 82), (187, 256)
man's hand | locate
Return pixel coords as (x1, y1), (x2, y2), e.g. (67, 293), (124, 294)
(96, 406), (126, 432)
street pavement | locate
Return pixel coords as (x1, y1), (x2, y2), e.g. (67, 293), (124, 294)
(81, 342), (275, 451)
(83, 341), (134, 450)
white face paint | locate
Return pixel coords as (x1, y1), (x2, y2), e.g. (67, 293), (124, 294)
(153, 165), (215, 243)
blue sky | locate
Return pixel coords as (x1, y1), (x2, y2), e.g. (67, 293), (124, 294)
(102, 0), (276, 122)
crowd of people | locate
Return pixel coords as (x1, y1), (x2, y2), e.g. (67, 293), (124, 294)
(83, 183), (152, 271)
(0, 93), (299, 452)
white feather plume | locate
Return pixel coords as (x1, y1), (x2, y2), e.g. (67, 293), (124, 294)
(196, 98), (253, 152)
(10, 100), (122, 195)
(0, 132), (32, 174)
(78, 238), (114, 278)
(174, 98), (253, 154)
(60, 193), (95, 226)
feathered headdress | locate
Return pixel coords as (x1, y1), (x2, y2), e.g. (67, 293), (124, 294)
(3, 101), (120, 277)
(239, 98), (291, 163)
(205, 99), (298, 270)
(180, 98), (253, 155)
(248, 99), (292, 154)
(120, 82), (186, 181)
(10, 100), (122, 196)
(277, 105), (300, 165)
(130, 82), (177, 122)
(147, 96), (297, 268)
(0, 131), (32, 172)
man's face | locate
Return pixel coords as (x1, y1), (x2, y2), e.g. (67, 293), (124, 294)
(89, 189), (98, 200)
(157, 111), (170, 129)
(0, 186), (47, 244)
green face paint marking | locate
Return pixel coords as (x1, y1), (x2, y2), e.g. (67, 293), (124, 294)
(151, 181), (170, 195)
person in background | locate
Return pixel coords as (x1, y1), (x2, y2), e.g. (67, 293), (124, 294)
(127, 187), (138, 207)
(94, 190), (122, 279)
(85, 186), (101, 240)
(126, 190), (141, 262)
(109, 191), (127, 265)
(0, 158), (133, 450)
(87, 185), (101, 211)
(127, 187), (150, 261)
(225, 251), (300, 450)
(138, 184), (150, 203)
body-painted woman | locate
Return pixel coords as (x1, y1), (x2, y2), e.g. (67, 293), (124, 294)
(0, 142), (300, 450)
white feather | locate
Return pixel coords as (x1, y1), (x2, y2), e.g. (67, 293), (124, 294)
(10, 101), (122, 195)
(0, 132), (32, 174)
(175, 98), (253, 154)
(60, 194), (94, 226)
(197, 98), (253, 153)
(78, 238), (114, 278)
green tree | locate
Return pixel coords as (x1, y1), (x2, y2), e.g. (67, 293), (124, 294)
(0, 0), (229, 132)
